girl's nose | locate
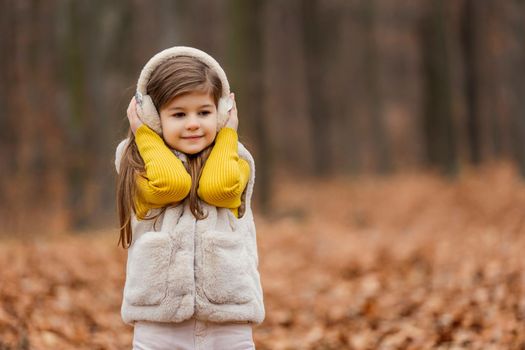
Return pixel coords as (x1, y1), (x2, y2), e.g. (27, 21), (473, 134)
(185, 115), (200, 130)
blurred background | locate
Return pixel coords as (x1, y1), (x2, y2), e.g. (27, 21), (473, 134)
(1, 0), (525, 234)
(2, 1), (525, 349)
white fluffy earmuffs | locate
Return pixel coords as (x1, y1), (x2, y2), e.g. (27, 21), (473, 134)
(135, 46), (233, 134)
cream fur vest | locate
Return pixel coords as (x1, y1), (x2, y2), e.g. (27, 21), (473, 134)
(115, 139), (265, 325)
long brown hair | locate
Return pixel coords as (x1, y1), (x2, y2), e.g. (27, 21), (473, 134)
(117, 56), (222, 249)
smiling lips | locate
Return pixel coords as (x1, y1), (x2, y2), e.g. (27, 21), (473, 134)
(182, 135), (203, 140)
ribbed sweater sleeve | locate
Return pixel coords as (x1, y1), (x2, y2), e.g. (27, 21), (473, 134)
(134, 125), (191, 219)
(198, 127), (250, 217)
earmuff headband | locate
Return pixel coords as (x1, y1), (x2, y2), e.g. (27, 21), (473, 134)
(135, 46), (232, 134)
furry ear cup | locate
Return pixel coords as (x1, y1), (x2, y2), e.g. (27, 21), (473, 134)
(136, 94), (162, 134)
(217, 96), (233, 129)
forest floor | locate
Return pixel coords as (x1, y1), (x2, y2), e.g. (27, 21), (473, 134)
(1, 163), (525, 350)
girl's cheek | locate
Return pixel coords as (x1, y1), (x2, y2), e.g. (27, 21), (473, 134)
(208, 133), (218, 146)
(167, 118), (183, 129)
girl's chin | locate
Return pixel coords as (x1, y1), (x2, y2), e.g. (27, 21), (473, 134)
(167, 139), (213, 155)
(174, 145), (207, 155)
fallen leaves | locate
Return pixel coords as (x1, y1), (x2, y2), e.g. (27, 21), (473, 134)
(0, 237), (129, 349)
(1, 163), (525, 349)
(254, 163), (525, 349)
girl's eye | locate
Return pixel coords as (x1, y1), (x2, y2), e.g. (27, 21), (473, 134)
(199, 111), (211, 116)
(173, 113), (185, 118)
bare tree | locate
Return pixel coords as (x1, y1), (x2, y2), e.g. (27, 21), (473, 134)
(420, 0), (458, 175)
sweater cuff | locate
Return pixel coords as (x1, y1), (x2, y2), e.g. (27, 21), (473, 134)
(215, 127), (239, 150)
(134, 124), (167, 157)
(135, 124), (162, 144)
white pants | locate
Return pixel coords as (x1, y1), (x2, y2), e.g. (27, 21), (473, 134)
(132, 318), (255, 350)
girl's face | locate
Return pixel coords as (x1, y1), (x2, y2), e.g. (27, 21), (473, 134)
(159, 91), (218, 154)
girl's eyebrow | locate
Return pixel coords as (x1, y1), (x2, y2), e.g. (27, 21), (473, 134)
(168, 104), (214, 111)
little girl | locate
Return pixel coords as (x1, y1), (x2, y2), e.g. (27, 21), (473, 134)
(114, 46), (264, 350)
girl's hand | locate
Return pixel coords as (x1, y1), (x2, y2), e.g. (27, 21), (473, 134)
(127, 97), (143, 134)
(225, 93), (238, 131)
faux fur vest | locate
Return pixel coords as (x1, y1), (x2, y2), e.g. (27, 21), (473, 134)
(115, 139), (265, 325)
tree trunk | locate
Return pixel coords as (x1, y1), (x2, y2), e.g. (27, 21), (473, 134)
(420, 0), (458, 175)
(227, 0), (272, 214)
(300, 0), (333, 176)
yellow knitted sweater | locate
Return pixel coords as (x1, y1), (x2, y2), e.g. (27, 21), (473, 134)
(134, 125), (250, 219)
